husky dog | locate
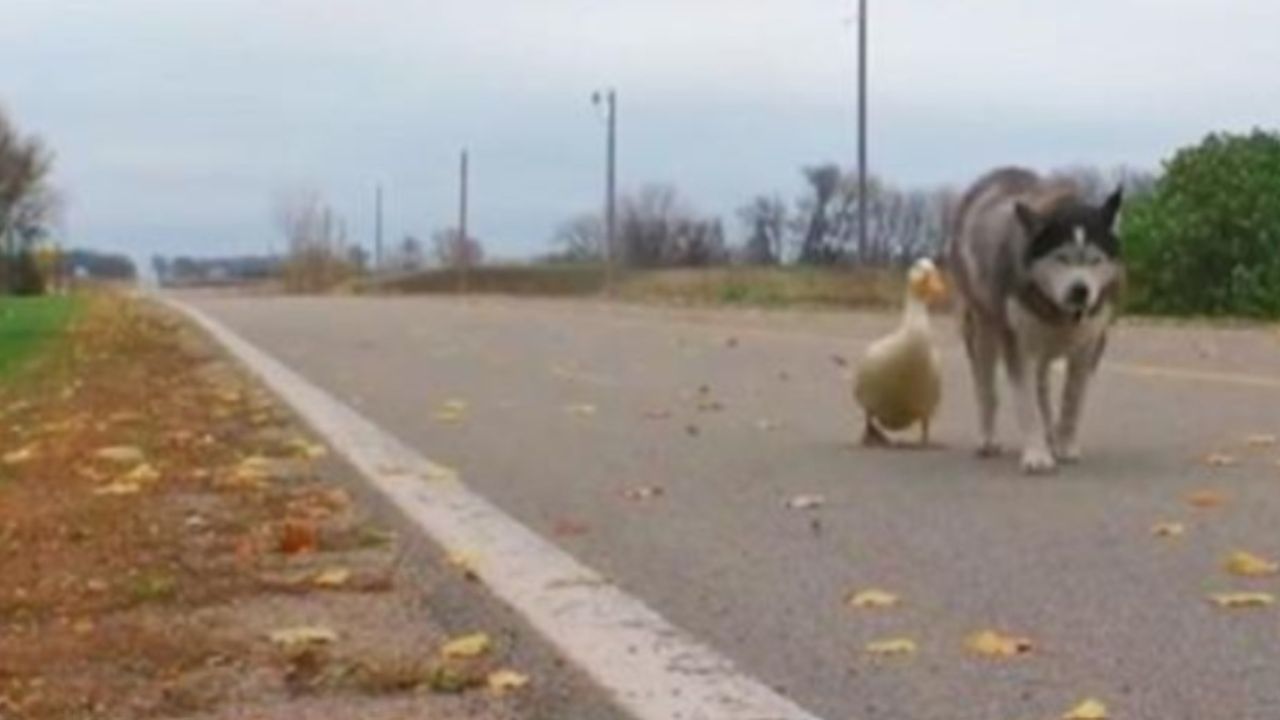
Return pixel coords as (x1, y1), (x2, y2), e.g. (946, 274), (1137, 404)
(948, 167), (1124, 473)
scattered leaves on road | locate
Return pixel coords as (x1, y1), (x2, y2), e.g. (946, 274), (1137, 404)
(1209, 592), (1275, 609)
(1244, 433), (1277, 448)
(1203, 452), (1239, 467)
(846, 589), (900, 610)
(93, 481), (142, 497)
(864, 637), (916, 658)
(1225, 551), (1279, 578)
(564, 403), (597, 417)
(434, 398), (469, 424)
(1187, 489), (1226, 509)
(965, 630), (1033, 658)
(440, 632), (492, 659)
(1063, 698), (1109, 720)
(623, 485), (665, 502)
(784, 494), (826, 510)
(446, 550), (481, 580)
(1151, 522), (1186, 538)
(279, 519), (319, 555)
(3, 445), (37, 466)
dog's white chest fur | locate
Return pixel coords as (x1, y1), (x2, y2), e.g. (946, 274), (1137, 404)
(1006, 299), (1112, 360)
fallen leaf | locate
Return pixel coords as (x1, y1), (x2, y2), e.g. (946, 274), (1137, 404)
(1187, 490), (1226, 509)
(847, 589), (900, 609)
(1209, 591), (1275, 609)
(313, 567), (352, 588)
(447, 551), (481, 580)
(785, 494), (826, 510)
(830, 354), (850, 368)
(441, 632), (492, 659)
(269, 626), (339, 649)
(487, 669), (530, 695)
(564, 403), (597, 417)
(93, 481), (142, 496)
(552, 519), (590, 537)
(623, 485), (664, 501)
(642, 409), (671, 420)
(1203, 452), (1238, 467)
(279, 520), (318, 555)
(422, 463), (460, 484)
(865, 637), (916, 657)
(685, 424), (700, 437)
(95, 446), (145, 465)
(435, 399), (469, 424)
(123, 463), (161, 484)
(696, 400), (726, 413)
(1150, 522), (1186, 538)
(966, 630), (1033, 658)
(1063, 698), (1108, 720)
(1245, 433), (1277, 448)
(1225, 550), (1279, 578)
(3, 445), (37, 466)
(72, 618), (95, 635)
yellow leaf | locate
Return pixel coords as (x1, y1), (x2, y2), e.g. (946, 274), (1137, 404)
(1187, 490), (1226, 509)
(1150, 522), (1186, 538)
(124, 463), (161, 484)
(441, 632), (491, 659)
(865, 637), (916, 657)
(269, 626), (339, 648)
(435, 399), (469, 424)
(95, 446), (145, 465)
(847, 589), (900, 610)
(1209, 592), (1275, 609)
(1225, 551), (1279, 578)
(1063, 698), (1108, 720)
(565, 403), (597, 417)
(966, 630), (1033, 658)
(93, 481), (142, 496)
(1245, 433), (1277, 448)
(312, 567), (352, 588)
(486, 669), (530, 694)
(447, 550), (481, 580)
(3, 445), (37, 466)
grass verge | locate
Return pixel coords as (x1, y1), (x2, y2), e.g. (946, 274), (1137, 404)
(0, 296), (79, 378)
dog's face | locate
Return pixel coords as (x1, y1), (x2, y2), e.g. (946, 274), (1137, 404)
(1016, 188), (1123, 317)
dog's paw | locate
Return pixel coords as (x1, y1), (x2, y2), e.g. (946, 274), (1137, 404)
(1055, 443), (1082, 464)
(1020, 446), (1057, 474)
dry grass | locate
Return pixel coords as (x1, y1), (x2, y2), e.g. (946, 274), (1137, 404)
(0, 294), (525, 720)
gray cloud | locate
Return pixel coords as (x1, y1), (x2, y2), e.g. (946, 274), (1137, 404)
(1, 0), (1276, 261)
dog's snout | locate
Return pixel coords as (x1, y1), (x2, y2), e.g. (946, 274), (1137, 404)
(1066, 283), (1090, 308)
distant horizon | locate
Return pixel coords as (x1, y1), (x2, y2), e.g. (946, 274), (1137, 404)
(3, 1), (1277, 266)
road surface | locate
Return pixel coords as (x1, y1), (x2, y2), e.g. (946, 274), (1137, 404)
(184, 294), (1280, 720)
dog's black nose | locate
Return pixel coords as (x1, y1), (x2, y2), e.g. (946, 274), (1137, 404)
(1066, 283), (1090, 307)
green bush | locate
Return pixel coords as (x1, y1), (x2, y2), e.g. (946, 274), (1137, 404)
(1122, 129), (1280, 318)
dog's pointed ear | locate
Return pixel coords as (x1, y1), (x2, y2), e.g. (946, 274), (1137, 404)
(1014, 202), (1041, 237)
(1101, 185), (1124, 230)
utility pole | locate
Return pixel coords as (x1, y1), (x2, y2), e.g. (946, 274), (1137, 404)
(457, 148), (469, 293)
(374, 184), (384, 272)
(593, 89), (618, 295)
(856, 0), (869, 262)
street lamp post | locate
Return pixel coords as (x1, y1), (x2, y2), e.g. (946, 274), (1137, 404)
(857, 0), (869, 263)
(592, 89), (617, 295)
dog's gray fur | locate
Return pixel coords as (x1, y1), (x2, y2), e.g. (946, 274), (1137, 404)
(948, 167), (1124, 473)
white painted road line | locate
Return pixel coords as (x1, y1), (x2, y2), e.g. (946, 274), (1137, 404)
(168, 298), (823, 720)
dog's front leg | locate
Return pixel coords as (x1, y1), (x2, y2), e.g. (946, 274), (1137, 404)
(1055, 345), (1096, 463)
(1014, 352), (1055, 474)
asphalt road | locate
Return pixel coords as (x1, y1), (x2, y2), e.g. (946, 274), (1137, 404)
(184, 293), (1280, 720)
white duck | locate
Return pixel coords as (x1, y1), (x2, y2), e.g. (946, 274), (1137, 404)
(853, 258), (946, 446)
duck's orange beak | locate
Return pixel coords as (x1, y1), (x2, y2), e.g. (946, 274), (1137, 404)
(925, 270), (947, 303)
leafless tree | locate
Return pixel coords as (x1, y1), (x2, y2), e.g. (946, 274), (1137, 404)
(432, 227), (484, 268)
(0, 108), (57, 293)
(737, 195), (788, 265)
(273, 188), (354, 292)
(550, 213), (604, 262)
(616, 184), (725, 267)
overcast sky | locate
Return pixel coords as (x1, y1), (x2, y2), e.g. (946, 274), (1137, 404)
(2, 0), (1278, 262)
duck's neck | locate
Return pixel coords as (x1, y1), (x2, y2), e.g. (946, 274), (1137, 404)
(901, 295), (931, 332)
